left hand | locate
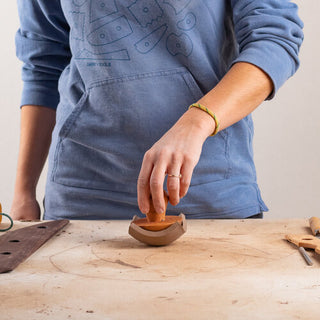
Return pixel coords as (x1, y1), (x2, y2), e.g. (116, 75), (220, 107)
(137, 107), (214, 214)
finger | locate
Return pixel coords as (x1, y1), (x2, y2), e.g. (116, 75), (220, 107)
(137, 152), (154, 214)
(179, 157), (194, 198)
(149, 161), (167, 214)
(166, 156), (182, 206)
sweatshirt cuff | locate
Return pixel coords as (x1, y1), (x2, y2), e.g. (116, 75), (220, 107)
(232, 40), (297, 100)
(21, 80), (60, 110)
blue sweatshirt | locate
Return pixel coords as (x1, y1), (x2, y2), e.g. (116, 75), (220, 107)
(16, 0), (303, 220)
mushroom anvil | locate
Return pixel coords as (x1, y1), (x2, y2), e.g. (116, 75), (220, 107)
(128, 192), (187, 246)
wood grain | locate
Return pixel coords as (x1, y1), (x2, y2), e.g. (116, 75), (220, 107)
(2, 219), (320, 320)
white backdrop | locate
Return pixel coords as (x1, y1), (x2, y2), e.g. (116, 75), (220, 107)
(0, 1), (319, 219)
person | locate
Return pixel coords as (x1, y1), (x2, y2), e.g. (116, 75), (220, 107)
(11, 0), (303, 221)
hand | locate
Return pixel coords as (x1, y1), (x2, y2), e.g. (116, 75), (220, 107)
(10, 195), (41, 221)
(137, 107), (214, 214)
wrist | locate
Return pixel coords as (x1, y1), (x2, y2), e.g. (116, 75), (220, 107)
(184, 107), (216, 139)
(189, 103), (220, 136)
(14, 183), (37, 199)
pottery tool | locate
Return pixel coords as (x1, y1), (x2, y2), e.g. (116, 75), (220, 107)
(129, 191), (187, 246)
(0, 220), (69, 273)
(309, 217), (320, 238)
(285, 217), (320, 265)
(298, 247), (313, 266)
(285, 234), (320, 254)
(285, 233), (320, 266)
(0, 203), (13, 232)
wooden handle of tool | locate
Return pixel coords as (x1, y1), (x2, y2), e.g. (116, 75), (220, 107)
(285, 234), (320, 254)
(146, 191), (168, 223)
(309, 217), (320, 236)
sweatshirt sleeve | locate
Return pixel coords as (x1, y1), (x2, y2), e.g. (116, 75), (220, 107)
(15, 0), (71, 110)
(230, 0), (304, 99)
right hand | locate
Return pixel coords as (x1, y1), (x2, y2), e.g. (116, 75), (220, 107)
(10, 195), (41, 221)
(137, 107), (214, 214)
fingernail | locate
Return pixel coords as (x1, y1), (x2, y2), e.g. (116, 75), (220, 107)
(156, 207), (164, 214)
(141, 206), (148, 214)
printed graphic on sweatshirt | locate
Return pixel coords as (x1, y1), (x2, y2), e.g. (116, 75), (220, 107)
(163, 0), (192, 15)
(134, 24), (167, 53)
(166, 33), (193, 56)
(128, 0), (163, 28)
(70, 0), (196, 62)
(72, 0), (87, 7)
(89, 0), (118, 22)
(87, 16), (133, 46)
(177, 12), (196, 31)
(76, 49), (130, 60)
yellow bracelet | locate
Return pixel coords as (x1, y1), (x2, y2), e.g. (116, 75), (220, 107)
(189, 103), (220, 136)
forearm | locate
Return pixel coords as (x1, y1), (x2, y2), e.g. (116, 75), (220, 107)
(138, 62), (273, 213)
(14, 105), (56, 197)
(192, 62), (274, 137)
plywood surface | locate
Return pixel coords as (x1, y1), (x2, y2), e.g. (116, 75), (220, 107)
(1, 219), (319, 320)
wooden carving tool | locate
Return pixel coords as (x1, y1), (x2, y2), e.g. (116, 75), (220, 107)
(128, 191), (187, 246)
(285, 217), (320, 265)
(309, 217), (320, 238)
(285, 234), (320, 255)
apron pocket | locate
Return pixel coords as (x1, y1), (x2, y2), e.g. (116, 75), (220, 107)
(52, 67), (229, 192)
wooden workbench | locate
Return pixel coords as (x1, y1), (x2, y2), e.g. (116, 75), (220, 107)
(1, 219), (319, 320)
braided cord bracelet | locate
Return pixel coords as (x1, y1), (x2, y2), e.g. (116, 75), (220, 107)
(189, 103), (220, 136)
